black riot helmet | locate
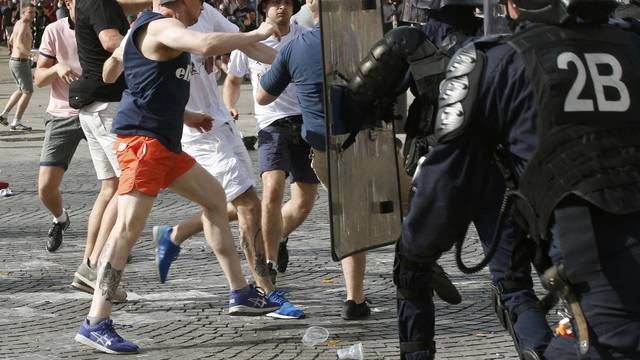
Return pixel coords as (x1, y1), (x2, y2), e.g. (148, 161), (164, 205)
(402, 0), (484, 23)
(257, 0), (302, 20)
(510, 0), (619, 24)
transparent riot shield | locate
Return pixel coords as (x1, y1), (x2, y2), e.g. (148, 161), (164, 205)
(320, 0), (403, 261)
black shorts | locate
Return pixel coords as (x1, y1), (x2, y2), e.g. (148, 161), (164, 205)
(257, 116), (319, 184)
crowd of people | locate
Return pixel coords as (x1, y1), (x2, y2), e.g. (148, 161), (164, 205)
(0, 0), (378, 354)
(0, 0), (639, 358)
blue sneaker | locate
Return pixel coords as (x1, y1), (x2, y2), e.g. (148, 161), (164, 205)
(153, 225), (180, 283)
(75, 318), (139, 354)
(228, 284), (280, 316)
(266, 290), (305, 319)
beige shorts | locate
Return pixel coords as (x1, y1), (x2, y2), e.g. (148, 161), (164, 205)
(79, 102), (120, 180)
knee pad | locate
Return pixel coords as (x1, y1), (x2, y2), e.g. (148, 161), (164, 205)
(394, 253), (435, 301)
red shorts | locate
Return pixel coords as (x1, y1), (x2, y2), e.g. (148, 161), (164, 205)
(114, 135), (196, 196)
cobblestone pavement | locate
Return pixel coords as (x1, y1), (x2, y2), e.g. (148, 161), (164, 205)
(0, 53), (540, 359)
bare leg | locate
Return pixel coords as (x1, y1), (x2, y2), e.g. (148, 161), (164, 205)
(1, 90), (22, 115)
(227, 202), (238, 222)
(281, 182), (317, 237)
(88, 191), (155, 319)
(14, 92), (32, 119)
(169, 203), (239, 245)
(88, 193), (118, 266)
(170, 164), (247, 290)
(38, 166), (65, 218)
(261, 170), (286, 261)
(170, 214), (202, 245)
(83, 178), (118, 263)
(231, 187), (273, 292)
(162, 187), (272, 291)
(341, 252), (367, 303)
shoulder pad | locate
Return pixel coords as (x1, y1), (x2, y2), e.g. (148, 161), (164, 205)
(434, 41), (486, 143)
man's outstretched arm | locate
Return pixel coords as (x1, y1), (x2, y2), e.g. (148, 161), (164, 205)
(150, 17), (279, 57)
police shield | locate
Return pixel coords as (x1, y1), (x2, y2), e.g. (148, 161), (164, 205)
(320, 0), (402, 261)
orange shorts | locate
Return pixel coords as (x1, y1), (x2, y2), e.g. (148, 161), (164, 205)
(114, 135), (196, 196)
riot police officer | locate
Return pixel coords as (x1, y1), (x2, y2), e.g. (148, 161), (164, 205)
(348, 1), (553, 358)
(398, 0), (640, 357)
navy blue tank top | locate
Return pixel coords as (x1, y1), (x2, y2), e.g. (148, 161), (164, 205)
(112, 11), (192, 153)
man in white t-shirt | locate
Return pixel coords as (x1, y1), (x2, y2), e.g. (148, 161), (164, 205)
(152, 2), (303, 319)
(223, 0), (317, 285)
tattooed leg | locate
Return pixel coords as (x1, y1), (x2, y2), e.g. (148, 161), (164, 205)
(99, 262), (123, 303)
(251, 229), (270, 277)
(255, 253), (269, 277)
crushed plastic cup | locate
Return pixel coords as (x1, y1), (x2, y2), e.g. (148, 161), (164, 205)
(337, 342), (364, 359)
(302, 326), (329, 346)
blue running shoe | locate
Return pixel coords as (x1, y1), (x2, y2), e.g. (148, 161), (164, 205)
(153, 225), (180, 283)
(266, 290), (305, 319)
(228, 284), (280, 316)
(75, 318), (139, 354)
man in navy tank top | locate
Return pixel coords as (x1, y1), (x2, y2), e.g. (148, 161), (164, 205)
(74, 0), (281, 354)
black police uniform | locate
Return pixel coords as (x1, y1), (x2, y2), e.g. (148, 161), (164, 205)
(400, 13), (640, 360)
(379, 9), (553, 360)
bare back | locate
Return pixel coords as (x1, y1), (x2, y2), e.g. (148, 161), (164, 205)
(10, 19), (33, 58)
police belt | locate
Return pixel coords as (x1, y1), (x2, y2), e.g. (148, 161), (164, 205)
(270, 115), (303, 127)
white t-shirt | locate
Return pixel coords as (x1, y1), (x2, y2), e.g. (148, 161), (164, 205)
(181, 3), (239, 144)
(227, 22), (308, 131)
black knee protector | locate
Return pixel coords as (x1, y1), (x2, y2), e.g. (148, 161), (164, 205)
(395, 247), (439, 360)
(394, 250), (437, 301)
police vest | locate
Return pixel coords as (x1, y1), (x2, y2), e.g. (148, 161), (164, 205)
(507, 23), (640, 240)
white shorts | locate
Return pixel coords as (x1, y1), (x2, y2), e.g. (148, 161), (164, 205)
(182, 122), (255, 202)
(79, 102), (120, 180)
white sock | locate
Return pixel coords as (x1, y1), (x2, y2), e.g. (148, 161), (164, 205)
(0, 111), (7, 117)
(10, 118), (20, 126)
(53, 210), (68, 224)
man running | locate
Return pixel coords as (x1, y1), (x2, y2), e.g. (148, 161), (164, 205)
(152, 0), (303, 320)
(0, 2), (36, 131)
(75, 0), (282, 354)
(224, 0), (318, 284)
